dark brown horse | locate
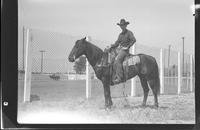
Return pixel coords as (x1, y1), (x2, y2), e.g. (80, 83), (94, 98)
(68, 37), (160, 109)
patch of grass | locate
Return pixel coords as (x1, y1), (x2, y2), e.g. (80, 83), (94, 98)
(18, 79), (195, 123)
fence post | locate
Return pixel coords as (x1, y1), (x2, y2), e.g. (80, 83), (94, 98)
(178, 51), (181, 94)
(160, 48), (164, 94)
(67, 66), (69, 80)
(131, 44), (136, 97)
(190, 54), (193, 92)
(86, 36), (92, 99)
(24, 28), (32, 102)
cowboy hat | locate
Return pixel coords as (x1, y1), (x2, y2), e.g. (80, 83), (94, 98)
(117, 19), (130, 26)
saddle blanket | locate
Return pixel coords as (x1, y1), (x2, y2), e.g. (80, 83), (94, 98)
(123, 55), (140, 66)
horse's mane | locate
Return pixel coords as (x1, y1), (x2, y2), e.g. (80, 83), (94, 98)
(86, 41), (103, 53)
(84, 40), (104, 66)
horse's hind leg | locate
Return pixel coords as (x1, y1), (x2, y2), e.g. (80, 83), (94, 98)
(102, 77), (113, 109)
(139, 76), (149, 107)
(148, 79), (159, 107)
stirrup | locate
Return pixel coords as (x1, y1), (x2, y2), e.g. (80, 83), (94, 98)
(113, 76), (122, 84)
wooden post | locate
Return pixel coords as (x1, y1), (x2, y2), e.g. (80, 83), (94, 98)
(67, 66), (69, 80)
(160, 48), (164, 94)
(22, 26), (25, 71)
(190, 54), (193, 92)
(86, 36), (92, 99)
(131, 44), (136, 96)
(178, 52), (181, 94)
(24, 29), (32, 102)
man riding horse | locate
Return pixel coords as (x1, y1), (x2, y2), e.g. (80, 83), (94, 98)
(68, 19), (160, 108)
(111, 19), (136, 84)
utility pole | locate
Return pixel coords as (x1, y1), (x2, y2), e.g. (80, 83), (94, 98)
(39, 50), (46, 73)
(182, 37), (185, 76)
(168, 44), (171, 76)
(168, 44), (171, 68)
(163, 49), (166, 76)
(22, 26), (25, 71)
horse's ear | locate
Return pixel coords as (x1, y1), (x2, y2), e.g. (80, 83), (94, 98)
(83, 37), (86, 41)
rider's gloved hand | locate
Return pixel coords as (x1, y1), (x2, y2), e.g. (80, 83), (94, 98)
(110, 44), (114, 48)
(110, 44), (116, 51)
(104, 46), (110, 53)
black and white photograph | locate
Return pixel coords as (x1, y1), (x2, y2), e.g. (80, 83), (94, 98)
(17, 0), (196, 124)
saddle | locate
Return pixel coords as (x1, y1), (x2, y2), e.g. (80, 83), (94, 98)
(122, 54), (140, 81)
(104, 48), (140, 83)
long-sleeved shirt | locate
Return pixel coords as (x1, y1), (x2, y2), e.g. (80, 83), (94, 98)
(112, 29), (136, 50)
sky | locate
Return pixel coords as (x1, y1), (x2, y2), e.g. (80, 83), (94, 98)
(18, 0), (195, 72)
(19, 0), (194, 53)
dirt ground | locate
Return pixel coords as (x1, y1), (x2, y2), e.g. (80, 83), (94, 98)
(17, 79), (195, 124)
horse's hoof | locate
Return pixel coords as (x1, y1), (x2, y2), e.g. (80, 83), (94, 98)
(153, 104), (159, 109)
(105, 105), (113, 111)
(141, 104), (146, 108)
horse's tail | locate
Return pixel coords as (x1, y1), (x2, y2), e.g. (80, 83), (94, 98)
(155, 60), (160, 95)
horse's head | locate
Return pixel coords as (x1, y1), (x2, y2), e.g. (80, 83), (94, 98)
(68, 37), (87, 62)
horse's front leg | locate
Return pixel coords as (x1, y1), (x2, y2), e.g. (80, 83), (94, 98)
(102, 78), (113, 109)
(104, 84), (113, 108)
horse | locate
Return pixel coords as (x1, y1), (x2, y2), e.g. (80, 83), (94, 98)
(68, 37), (160, 109)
